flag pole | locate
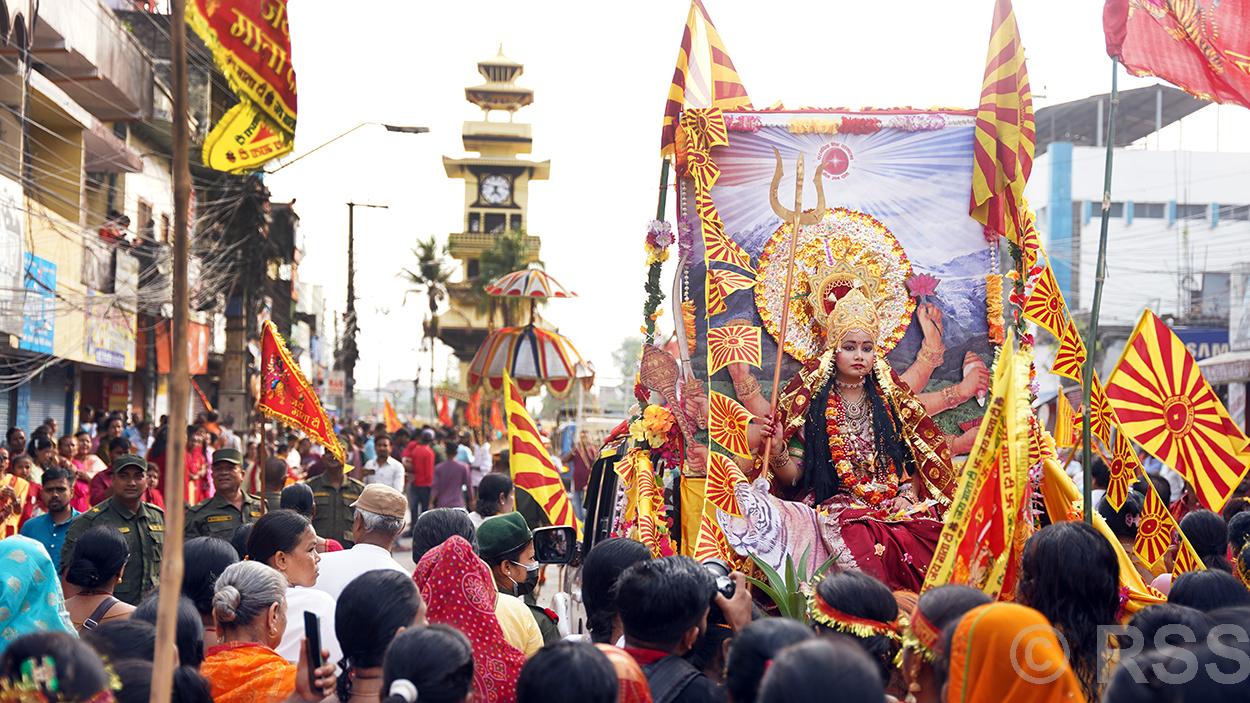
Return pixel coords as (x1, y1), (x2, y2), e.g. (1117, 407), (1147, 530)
(1081, 57), (1119, 525)
(151, 0), (192, 699)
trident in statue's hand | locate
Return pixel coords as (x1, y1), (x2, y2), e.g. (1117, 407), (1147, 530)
(761, 147), (825, 466)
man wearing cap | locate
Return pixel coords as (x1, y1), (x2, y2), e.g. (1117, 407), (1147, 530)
(312, 484), (409, 600)
(60, 455), (165, 605)
(185, 447), (263, 539)
(478, 511), (560, 647)
(303, 452), (365, 548)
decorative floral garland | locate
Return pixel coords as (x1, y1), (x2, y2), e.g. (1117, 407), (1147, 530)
(682, 300), (697, 355)
(642, 219), (674, 343)
(782, 114), (947, 136)
(986, 273), (1005, 344)
(900, 607), (942, 663)
(825, 391), (899, 507)
(809, 595), (901, 640)
(724, 114), (762, 132)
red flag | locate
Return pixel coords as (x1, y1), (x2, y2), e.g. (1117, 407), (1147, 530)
(436, 393), (452, 427)
(1105, 0), (1250, 108)
(466, 390), (483, 428)
(258, 321), (343, 463)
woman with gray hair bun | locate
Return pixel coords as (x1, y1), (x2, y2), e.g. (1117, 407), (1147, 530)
(199, 560), (338, 703)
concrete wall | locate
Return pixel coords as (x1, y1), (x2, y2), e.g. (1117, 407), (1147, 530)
(1026, 144), (1250, 325)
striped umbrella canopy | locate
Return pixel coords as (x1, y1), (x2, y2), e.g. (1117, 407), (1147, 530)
(485, 268), (577, 299)
(467, 324), (595, 398)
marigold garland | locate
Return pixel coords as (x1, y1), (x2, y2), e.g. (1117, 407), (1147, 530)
(683, 299), (697, 355)
(825, 391), (899, 507)
(986, 273), (1005, 344)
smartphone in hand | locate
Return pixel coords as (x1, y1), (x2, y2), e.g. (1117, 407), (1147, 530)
(304, 611), (323, 693)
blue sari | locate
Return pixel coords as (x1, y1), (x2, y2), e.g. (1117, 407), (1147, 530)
(0, 535), (75, 652)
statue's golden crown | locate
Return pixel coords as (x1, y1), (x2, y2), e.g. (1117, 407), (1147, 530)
(813, 251), (883, 347)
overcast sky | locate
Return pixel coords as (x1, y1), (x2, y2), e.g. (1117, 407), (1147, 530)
(266, 0), (1250, 398)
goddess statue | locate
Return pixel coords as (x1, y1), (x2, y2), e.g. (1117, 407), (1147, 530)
(713, 210), (990, 592)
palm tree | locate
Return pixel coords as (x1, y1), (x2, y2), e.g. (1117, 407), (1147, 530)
(402, 237), (453, 412)
(475, 228), (540, 327)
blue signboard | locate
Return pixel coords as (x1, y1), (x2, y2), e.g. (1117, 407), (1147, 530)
(20, 253), (55, 354)
(1174, 326), (1229, 362)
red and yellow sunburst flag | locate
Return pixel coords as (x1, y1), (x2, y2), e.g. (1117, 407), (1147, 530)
(503, 371), (581, 535)
(969, 0), (1036, 244)
(1106, 310), (1250, 512)
(706, 269), (756, 316)
(708, 391), (754, 459)
(707, 325), (762, 375)
(383, 398), (402, 434)
(660, 0), (752, 156)
(1052, 389), (1078, 449)
(1136, 475), (1204, 576)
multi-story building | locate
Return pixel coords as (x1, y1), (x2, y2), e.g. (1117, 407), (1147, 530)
(437, 49), (547, 378)
(1028, 85), (1250, 427)
(0, 2), (302, 433)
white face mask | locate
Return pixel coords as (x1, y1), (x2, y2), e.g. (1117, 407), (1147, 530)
(507, 559), (540, 596)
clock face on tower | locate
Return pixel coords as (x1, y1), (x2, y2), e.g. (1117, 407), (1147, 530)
(480, 174), (511, 205)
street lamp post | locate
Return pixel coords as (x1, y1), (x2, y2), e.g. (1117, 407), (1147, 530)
(344, 201), (389, 421)
(266, 122), (427, 422)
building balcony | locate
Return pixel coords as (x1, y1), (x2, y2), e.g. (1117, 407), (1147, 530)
(448, 231), (541, 260)
(25, 0), (154, 121)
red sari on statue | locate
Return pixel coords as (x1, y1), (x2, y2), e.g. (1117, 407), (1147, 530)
(720, 352), (956, 593)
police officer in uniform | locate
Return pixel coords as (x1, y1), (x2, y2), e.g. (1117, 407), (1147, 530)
(477, 512), (560, 645)
(186, 448), (263, 539)
(303, 451), (363, 547)
(61, 455), (164, 605)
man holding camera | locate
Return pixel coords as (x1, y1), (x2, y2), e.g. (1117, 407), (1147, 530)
(616, 556), (753, 703)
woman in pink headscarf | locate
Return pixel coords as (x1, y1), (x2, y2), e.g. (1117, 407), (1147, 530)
(412, 535), (525, 703)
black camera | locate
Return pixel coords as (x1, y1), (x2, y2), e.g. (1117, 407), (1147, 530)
(702, 557), (736, 600)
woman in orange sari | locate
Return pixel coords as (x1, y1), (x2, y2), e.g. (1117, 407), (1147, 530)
(940, 603), (1086, 703)
(200, 560), (335, 703)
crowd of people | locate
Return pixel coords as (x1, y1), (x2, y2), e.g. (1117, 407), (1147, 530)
(3, 409), (1250, 701)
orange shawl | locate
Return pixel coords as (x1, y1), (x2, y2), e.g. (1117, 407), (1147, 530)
(202, 642), (296, 703)
(946, 603), (1086, 703)
(596, 644), (652, 703)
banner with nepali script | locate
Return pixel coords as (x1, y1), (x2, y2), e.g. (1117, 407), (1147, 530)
(201, 101), (293, 174)
(923, 340), (1032, 600)
(188, 0), (297, 172)
(258, 321), (343, 463)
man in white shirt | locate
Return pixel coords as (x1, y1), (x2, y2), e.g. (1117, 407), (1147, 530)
(313, 483), (409, 600)
(364, 434), (405, 494)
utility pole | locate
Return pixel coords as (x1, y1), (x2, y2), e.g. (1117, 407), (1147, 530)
(344, 201), (388, 421)
(151, 0), (191, 698)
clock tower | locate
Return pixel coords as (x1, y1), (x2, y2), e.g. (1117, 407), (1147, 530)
(439, 47), (548, 365)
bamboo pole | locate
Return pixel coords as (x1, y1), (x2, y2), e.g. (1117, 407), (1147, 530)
(761, 155), (806, 464)
(150, 0), (192, 699)
(1081, 58), (1119, 524)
